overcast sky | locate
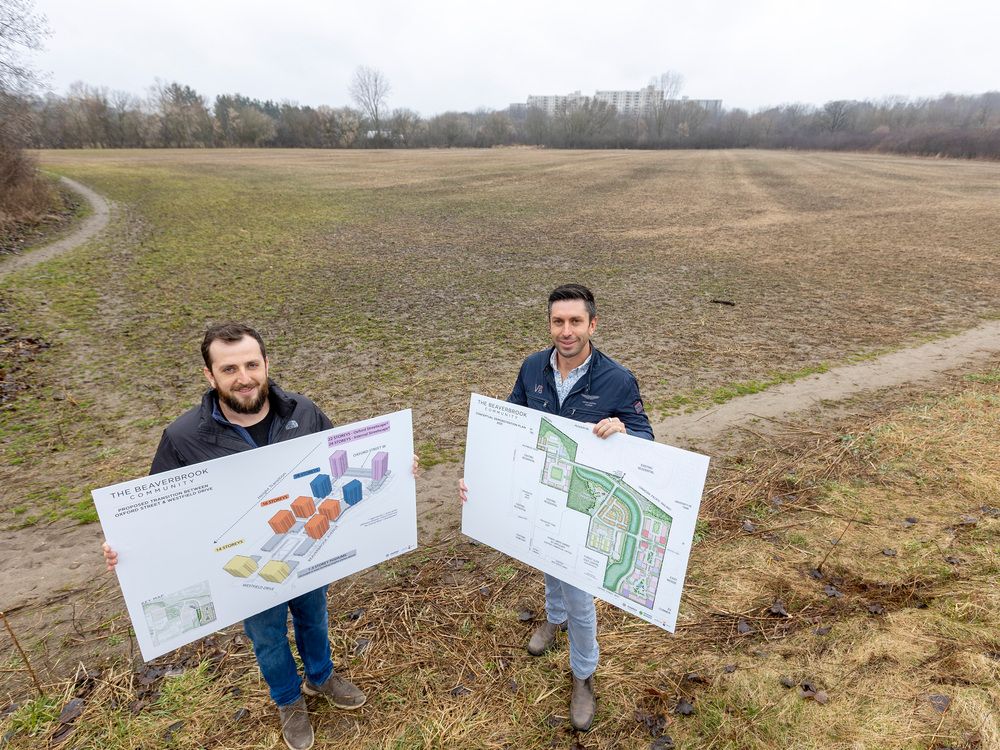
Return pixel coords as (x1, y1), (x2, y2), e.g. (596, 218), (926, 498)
(29, 0), (1000, 115)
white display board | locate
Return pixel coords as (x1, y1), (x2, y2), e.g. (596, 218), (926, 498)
(94, 410), (416, 660)
(462, 395), (709, 632)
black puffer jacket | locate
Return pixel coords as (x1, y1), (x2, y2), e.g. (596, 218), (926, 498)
(149, 381), (332, 474)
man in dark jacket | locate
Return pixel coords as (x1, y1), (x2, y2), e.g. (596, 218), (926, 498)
(461, 284), (654, 731)
(104, 322), (364, 750)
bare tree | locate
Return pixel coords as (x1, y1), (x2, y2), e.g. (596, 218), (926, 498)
(654, 71), (684, 101)
(1, 0), (52, 226)
(0, 0), (48, 94)
(645, 71), (685, 141)
(349, 66), (391, 141)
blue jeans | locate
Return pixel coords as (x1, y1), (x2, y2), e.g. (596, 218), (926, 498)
(243, 585), (334, 707)
(543, 573), (599, 679)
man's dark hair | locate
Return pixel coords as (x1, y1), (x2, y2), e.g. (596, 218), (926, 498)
(201, 323), (267, 368)
(548, 284), (597, 320)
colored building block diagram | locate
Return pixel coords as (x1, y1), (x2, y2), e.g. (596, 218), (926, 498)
(223, 447), (393, 586)
(537, 419), (672, 610)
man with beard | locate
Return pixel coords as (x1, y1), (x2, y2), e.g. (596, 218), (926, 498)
(104, 322), (365, 750)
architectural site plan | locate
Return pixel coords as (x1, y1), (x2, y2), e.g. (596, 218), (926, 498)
(462, 395), (709, 632)
(94, 410), (416, 661)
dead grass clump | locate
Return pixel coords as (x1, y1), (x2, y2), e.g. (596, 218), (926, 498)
(0, 145), (57, 242)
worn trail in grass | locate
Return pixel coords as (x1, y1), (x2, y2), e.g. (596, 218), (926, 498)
(0, 177), (110, 279)
(3, 149), (999, 527)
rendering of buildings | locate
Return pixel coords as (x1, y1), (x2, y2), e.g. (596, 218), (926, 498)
(319, 499), (341, 522)
(292, 495), (316, 518)
(269, 509), (295, 534)
(372, 451), (388, 482)
(309, 473), (332, 499)
(224, 555), (258, 578)
(343, 479), (363, 506)
(227, 443), (389, 585)
(304, 514), (330, 540)
(260, 560), (292, 583)
(329, 450), (348, 479)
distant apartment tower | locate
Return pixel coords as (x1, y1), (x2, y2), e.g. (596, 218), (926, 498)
(329, 450), (348, 479)
(594, 85), (663, 116)
(371, 451), (388, 482)
(343, 479), (363, 506)
(309, 473), (332, 499)
(522, 86), (722, 119)
(526, 90), (589, 116)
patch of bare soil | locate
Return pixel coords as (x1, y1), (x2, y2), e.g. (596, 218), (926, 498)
(654, 320), (1000, 452)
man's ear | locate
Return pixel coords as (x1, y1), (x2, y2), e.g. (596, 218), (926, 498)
(203, 366), (216, 389)
(589, 315), (599, 335)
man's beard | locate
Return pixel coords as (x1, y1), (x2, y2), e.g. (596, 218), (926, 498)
(219, 379), (270, 415)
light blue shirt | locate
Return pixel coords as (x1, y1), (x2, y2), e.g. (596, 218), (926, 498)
(550, 348), (593, 407)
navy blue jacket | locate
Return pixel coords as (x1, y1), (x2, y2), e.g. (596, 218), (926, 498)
(150, 381), (332, 474)
(509, 345), (654, 440)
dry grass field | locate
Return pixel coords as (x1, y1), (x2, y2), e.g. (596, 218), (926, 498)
(2, 148), (998, 524)
(1, 149), (998, 749)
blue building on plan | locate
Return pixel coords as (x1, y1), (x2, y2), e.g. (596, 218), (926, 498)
(343, 479), (362, 506)
(310, 473), (332, 499)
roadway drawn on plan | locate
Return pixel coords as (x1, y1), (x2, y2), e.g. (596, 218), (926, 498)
(529, 420), (670, 609)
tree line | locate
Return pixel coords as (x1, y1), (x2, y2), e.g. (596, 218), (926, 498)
(13, 81), (999, 159)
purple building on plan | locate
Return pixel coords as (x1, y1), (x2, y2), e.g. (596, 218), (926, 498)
(329, 450), (348, 479)
(371, 451), (388, 482)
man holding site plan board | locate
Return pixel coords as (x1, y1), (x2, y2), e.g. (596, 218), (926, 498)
(99, 322), (418, 750)
(460, 284), (709, 732)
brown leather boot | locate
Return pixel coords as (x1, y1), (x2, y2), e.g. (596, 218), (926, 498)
(570, 674), (596, 731)
(527, 621), (567, 656)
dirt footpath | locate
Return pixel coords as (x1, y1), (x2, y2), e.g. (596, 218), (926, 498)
(653, 321), (1000, 448)
(0, 177), (111, 280)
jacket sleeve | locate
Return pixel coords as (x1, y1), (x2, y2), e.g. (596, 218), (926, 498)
(316, 407), (334, 431)
(508, 361), (528, 406)
(150, 431), (185, 474)
(617, 376), (654, 441)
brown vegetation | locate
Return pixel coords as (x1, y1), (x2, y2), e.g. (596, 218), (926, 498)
(16, 81), (1000, 157)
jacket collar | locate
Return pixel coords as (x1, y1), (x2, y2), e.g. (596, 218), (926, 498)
(544, 344), (604, 392)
